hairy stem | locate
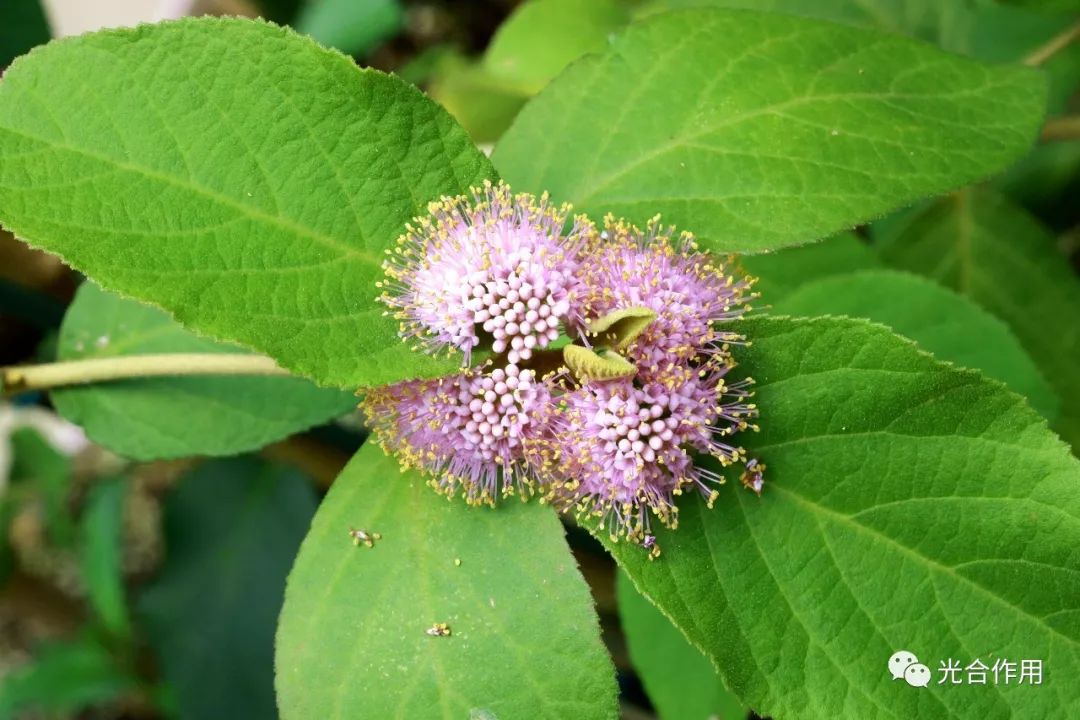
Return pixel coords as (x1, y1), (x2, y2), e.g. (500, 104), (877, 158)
(1024, 20), (1080, 67)
(1041, 115), (1080, 142)
(2, 353), (289, 396)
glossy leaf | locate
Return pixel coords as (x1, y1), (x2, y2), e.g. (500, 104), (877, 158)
(295, 0), (404, 57)
(773, 269), (1059, 419)
(51, 283), (357, 461)
(493, 8), (1046, 254)
(139, 458), (318, 720)
(0, 0), (49, 68)
(739, 231), (880, 302)
(876, 188), (1080, 452)
(0, 18), (495, 388)
(607, 315), (1080, 719)
(617, 571), (747, 720)
(276, 442), (618, 720)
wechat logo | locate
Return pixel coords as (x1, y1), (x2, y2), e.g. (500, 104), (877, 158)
(889, 650), (931, 688)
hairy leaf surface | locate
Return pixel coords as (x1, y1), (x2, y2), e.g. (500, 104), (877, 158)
(608, 316), (1080, 719)
(494, 9), (1045, 253)
(0, 18), (494, 387)
(276, 443), (618, 720)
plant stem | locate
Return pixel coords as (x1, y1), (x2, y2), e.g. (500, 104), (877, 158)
(1041, 115), (1080, 142)
(1024, 20), (1080, 67)
(1, 353), (289, 396)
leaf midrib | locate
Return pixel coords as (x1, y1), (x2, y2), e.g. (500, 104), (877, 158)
(769, 483), (1080, 650)
(0, 124), (377, 266)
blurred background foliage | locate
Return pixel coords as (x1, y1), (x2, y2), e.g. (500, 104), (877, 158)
(0, 0), (1077, 718)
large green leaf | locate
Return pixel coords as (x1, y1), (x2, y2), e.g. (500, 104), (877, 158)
(0, 18), (495, 388)
(773, 269), (1059, 419)
(876, 188), (1080, 452)
(493, 8), (1046, 254)
(139, 457), (318, 720)
(607, 315), (1080, 719)
(617, 571), (747, 720)
(50, 283), (356, 461)
(276, 442), (618, 720)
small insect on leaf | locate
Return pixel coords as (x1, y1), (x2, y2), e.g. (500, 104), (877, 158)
(739, 458), (766, 496)
(348, 528), (382, 548)
(426, 622), (451, 637)
(641, 534), (661, 560)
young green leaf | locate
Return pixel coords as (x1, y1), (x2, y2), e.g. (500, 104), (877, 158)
(9, 426), (74, 546)
(50, 283), (356, 461)
(429, 54), (532, 142)
(876, 188), (1080, 453)
(483, 0), (628, 93)
(617, 571), (747, 720)
(275, 442), (618, 720)
(81, 476), (131, 641)
(0, 634), (138, 717)
(772, 269), (1059, 419)
(0, 18), (495, 389)
(607, 315), (1080, 719)
(139, 458), (318, 720)
(493, 8), (1046, 254)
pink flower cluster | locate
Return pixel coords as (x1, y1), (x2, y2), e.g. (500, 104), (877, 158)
(367, 181), (762, 555)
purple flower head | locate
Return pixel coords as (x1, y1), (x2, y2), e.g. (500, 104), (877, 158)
(577, 215), (754, 381)
(528, 358), (758, 541)
(362, 363), (552, 505)
(380, 180), (594, 365)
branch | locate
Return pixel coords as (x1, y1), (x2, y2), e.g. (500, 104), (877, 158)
(1024, 20), (1080, 67)
(1041, 115), (1080, 142)
(2, 353), (290, 396)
